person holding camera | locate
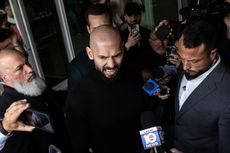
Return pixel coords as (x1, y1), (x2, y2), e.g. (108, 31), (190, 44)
(0, 49), (70, 153)
(121, 2), (156, 76)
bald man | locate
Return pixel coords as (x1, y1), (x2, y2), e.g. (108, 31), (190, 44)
(65, 25), (149, 153)
(0, 49), (70, 153)
(68, 3), (111, 91)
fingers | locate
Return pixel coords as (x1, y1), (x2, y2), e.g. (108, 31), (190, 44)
(3, 99), (31, 132)
(168, 54), (181, 68)
(15, 121), (35, 132)
(126, 32), (141, 49)
(5, 99), (29, 121)
(153, 19), (169, 32)
(157, 86), (170, 100)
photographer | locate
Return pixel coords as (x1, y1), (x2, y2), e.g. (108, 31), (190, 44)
(146, 19), (182, 85)
(121, 2), (154, 76)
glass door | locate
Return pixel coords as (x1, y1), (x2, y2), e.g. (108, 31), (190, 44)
(61, 0), (91, 56)
(10, 0), (72, 87)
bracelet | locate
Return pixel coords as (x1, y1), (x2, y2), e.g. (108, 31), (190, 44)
(0, 120), (10, 136)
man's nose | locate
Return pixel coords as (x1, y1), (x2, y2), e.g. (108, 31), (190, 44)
(24, 64), (33, 73)
(107, 58), (115, 68)
(183, 60), (191, 71)
(130, 15), (136, 22)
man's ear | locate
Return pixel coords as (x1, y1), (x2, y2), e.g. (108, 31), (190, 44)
(86, 46), (94, 60)
(123, 14), (128, 22)
(1, 74), (9, 83)
(210, 48), (217, 60)
(86, 25), (91, 34)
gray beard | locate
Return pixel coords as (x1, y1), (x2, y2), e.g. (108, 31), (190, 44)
(14, 77), (46, 96)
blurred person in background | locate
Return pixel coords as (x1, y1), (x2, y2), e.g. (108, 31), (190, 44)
(68, 3), (111, 91)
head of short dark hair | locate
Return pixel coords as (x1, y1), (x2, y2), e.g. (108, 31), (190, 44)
(181, 20), (217, 52)
(124, 2), (141, 16)
(224, 2), (230, 17)
(85, 3), (111, 26)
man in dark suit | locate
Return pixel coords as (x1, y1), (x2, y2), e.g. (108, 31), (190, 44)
(170, 20), (230, 153)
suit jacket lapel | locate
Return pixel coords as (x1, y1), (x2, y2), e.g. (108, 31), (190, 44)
(175, 65), (183, 114)
(176, 62), (226, 120)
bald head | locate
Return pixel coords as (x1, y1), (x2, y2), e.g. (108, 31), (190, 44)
(86, 25), (124, 79)
(0, 49), (35, 89)
(0, 49), (26, 74)
(89, 25), (122, 49)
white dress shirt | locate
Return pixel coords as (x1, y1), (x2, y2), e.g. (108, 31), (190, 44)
(178, 56), (221, 110)
(0, 131), (11, 150)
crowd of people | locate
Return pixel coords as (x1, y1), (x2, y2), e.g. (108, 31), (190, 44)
(0, 0), (230, 153)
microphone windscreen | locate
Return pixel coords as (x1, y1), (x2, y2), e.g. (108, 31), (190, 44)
(140, 111), (159, 129)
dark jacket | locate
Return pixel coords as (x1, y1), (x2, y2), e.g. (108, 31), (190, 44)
(0, 86), (70, 153)
(174, 62), (230, 153)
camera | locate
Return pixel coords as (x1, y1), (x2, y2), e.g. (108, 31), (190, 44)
(180, 0), (230, 22)
(155, 25), (171, 41)
(131, 24), (140, 35)
(19, 108), (54, 133)
(165, 45), (177, 65)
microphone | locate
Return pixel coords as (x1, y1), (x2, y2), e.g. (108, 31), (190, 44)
(182, 86), (186, 91)
(139, 111), (165, 153)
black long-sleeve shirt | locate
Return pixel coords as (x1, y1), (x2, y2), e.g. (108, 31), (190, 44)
(65, 67), (150, 153)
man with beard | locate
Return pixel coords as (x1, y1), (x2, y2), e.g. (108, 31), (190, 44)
(120, 2), (153, 74)
(65, 25), (149, 153)
(170, 20), (230, 153)
(68, 3), (112, 91)
(0, 49), (70, 153)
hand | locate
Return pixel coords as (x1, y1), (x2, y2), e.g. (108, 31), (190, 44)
(141, 69), (152, 82)
(153, 19), (169, 32)
(2, 99), (35, 133)
(170, 148), (183, 153)
(149, 19), (171, 55)
(125, 32), (141, 50)
(168, 53), (181, 68)
(149, 31), (167, 55)
(156, 85), (170, 100)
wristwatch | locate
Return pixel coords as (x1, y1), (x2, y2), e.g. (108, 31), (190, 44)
(0, 120), (10, 136)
